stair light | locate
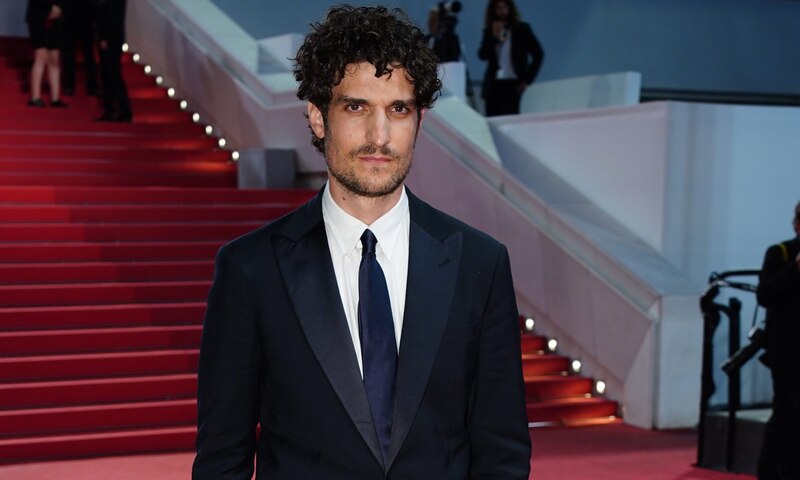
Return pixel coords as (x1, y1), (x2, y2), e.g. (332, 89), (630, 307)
(205, 125), (213, 136)
(122, 43), (129, 53)
(155, 75), (163, 85)
(180, 100), (188, 111)
(192, 113), (201, 123)
(524, 317), (535, 332)
(144, 64), (152, 74)
(570, 359), (582, 374)
(546, 338), (558, 353)
(218, 137), (227, 148)
(132, 53), (141, 63)
(595, 380), (607, 396)
(167, 88), (176, 98)
(231, 150), (240, 162)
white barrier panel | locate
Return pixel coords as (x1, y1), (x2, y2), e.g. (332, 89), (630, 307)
(521, 72), (641, 114)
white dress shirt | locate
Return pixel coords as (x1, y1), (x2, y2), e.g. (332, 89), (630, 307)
(495, 28), (517, 80)
(322, 183), (410, 376)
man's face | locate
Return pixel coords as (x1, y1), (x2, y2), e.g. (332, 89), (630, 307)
(308, 62), (420, 199)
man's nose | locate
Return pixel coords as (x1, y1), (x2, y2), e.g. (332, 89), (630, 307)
(366, 111), (390, 147)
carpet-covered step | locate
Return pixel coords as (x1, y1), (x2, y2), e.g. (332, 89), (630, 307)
(0, 171), (236, 188)
(0, 118), (205, 136)
(0, 186), (315, 205)
(0, 303), (206, 331)
(0, 399), (196, 438)
(521, 334), (546, 353)
(0, 281), (210, 308)
(0, 350), (199, 382)
(0, 158), (235, 177)
(522, 353), (571, 376)
(0, 326), (202, 356)
(524, 375), (593, 401)
(0, 145), (231, 162)
(0, 241), (220, 263)
(0, 131), (218, 150)
(0, 374), (196, 409)
(0, 425), (197, 464)
(0, 222), (260, 242)
(0, 204), (289, 223)
(0, 105), (191, 124)
(0, 261), (213, 284)
(526, 397), (618, 425)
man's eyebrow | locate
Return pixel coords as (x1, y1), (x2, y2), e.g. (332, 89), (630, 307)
(391, 98), (417, 109)
(335, 95), (369, 106)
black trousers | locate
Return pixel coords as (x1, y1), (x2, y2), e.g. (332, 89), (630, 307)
(757, 367), (800, 480)
(484, 79), (523, 117)
(99, 44), (131, 118)
(61, 0), (98, 93)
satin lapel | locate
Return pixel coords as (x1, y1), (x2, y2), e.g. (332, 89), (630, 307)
(386, 216), (462, 469)
(272, 197), (384, 468)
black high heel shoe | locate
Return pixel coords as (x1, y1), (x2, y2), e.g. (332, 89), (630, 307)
(50, 99), (68, 108)
(27, 98), (46, 107)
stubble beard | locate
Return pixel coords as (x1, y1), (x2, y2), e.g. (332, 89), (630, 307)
(327, 143), (412, 198)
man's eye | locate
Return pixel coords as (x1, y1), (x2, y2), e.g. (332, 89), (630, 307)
(346, 104), (362, 112)
(392, 105), (409, 114)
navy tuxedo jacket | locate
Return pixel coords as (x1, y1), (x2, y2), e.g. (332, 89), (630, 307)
(192, 189), (531, 479)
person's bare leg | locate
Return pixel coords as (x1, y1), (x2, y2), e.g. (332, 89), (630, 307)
(29, 48), (48, 101)
(46, 49), (61, 102)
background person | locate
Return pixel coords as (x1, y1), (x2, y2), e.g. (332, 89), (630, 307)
(26, 0), (67, 107)
(478, 0), (543, 116)
(756, 200), (800, 480)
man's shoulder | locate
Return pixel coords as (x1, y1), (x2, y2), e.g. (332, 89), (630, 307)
(221, 196), (318, 257)
(409, 194), (503, 251)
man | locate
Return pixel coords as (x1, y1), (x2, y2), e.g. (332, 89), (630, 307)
(478, 0), (544, 116)
(756, 201), (800, 480)
(192, 5), (531, 479)
(94, 0), (131, 122)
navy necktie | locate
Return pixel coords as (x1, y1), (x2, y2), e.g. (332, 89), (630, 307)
(358, 229), (397, 465)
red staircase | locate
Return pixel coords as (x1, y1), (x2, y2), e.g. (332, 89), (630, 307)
(519, 324), (618, 426)
(0, 35), (616, 464)
(0, 36), (314, 463)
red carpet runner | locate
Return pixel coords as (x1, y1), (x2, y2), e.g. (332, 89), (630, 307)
(0, 36), (616, 463)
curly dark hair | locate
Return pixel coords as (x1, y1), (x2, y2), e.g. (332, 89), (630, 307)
(294, 5), (442, 154)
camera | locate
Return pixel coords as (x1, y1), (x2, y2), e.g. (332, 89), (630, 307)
(430, 1), (462, 62)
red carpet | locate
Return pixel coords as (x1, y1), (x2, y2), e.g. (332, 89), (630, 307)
(1, 34), (618, 464)
(0, 425), (755, 479)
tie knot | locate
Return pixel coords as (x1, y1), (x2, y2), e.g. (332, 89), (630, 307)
(360, 229), (378, 256)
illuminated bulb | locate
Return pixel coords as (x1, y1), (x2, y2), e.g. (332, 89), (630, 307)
(570, 359), (582, 374)
(231, 150), (240, 161)
(144, 65), (152, 74)
(192, 113), (200, 123)
(217, 137), (227, 148)
(167, 87), (176, 98)
(595, 380), (607, 396)
(122, 43), (129, 53)
(546, 338), (558, 352)
(524, 317), (535, 332)
(155, 75), (163, 85)
(205, 125), (213, 135)
(132, 53), (141, 63)
(180, 100), (188, 110)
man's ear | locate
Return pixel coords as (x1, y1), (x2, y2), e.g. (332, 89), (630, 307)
(308, 102), (325, 140)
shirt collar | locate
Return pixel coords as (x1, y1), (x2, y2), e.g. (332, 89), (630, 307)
(322, 182), (409, 258)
